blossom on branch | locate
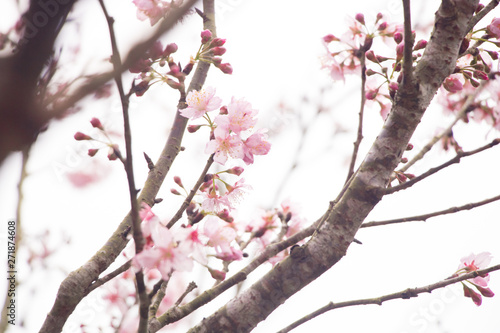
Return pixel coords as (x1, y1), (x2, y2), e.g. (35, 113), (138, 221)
(180, 86), (222, 119)
(453, 252), (495, 306)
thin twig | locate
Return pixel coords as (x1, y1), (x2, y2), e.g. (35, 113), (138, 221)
(149, 279), (169, 319)
(166, 154), (214, 229)
(362, 193), (500, 228)
(85, 260), (132, 295)
(278, 264), (500, 333)
(98, 1), (147, 331)
(387, 138), (500, 194)
(398, 82), (487, 173)
(345, 50), (366, 183)
(174, 282), (197, 306)
(467, 0), (500, 33)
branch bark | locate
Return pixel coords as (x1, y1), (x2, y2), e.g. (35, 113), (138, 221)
(187, 1), (480, 331)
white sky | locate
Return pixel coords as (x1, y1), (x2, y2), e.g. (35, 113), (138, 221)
(1, 0), (500, 332)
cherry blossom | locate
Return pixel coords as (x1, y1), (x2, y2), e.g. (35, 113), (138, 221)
(487, 18), (500, 39)
(132, 0), (180, 26)
(132, 223), (193, 279)
(180, 86), (222, 119)
(242, 129), (271, 165)
(205, 127), (245, 165)
(225, 178), (252, 208)
(202, 217), (242, 260)
(454, 252), (495, 306)
(201, 188), (231, 213)
(214, 97), (258, 134)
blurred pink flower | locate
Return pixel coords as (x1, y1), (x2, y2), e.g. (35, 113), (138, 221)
(458, 252), (492, 287)
(242, 129), (271, 165)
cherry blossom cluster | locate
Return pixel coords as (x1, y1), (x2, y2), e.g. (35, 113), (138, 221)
(129, 29), (232, 96)
(437, 14), (500, 133)
(450, 252), (495, 306)
(181, 86), (271, 166)
(322, 12), (413, 119)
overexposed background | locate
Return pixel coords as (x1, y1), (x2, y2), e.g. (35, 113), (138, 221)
(1, 1), (500, 332)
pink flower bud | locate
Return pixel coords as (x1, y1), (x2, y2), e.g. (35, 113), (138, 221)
(355, 13), (365, 25)
(227, 166), (244, 176)
(365, 50), (377, 62)
(170, 188), (181, 195)
(323, 34), (339, 43)
(88, 148), (99, 157)
(396, 43), (404, 61)
(394, 32), (403, 44)
(219, 106), (228, 115)
(487, 50), (499, 60)
(217, 209), (233, 223)
(183, 61), (195, 75)
(413, 39), (427, 50)
(208, 267), (226, 281)
(470, 78), (480, 87)
(463, 284), (483, 306)
(90, 117), (104, 130)
(201, 29), (212, 44)
(212, 47), (226, 56)
(443, 77), (463, 93)
(164, 43), (178, 56)
(366, 68), (377, 76)
(401, 157), (408, 163)
(473, 70), (488, 80)
(219, 63), (233, 74)
(134, 80), (150, 96)
(212, 57), (222, 66)
(365, 89), (378, 100)
(166, 78), (182, 90)
(476, 3), (485, 13)
(406, 143), (414, 151)
(378, 22), (388, 31)
(107, 146), (119, 161)
(210, 38), (226, 48)
(187, 124), (202, 133)
(459, 38), (470, 54)
(476, 285), (495, 298)
(174, 176), (184, 188)
(74, 132), (92, 141)
(148, 40), (163, 60)
(376, 13), (383, 21)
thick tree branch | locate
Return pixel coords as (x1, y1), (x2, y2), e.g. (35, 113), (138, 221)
(402, 0), (415, 85)
(278, 264), (500, 333)
(187, 1), (480, 331)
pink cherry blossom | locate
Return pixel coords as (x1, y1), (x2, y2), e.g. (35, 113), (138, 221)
(443, 76), (464, 93)
(175, 225), (208, 265)
(458, 252), (492, 287)
(215, 97), (258, 134)
(180, 86), (222, 119)
(202, 217), (241, 260)
(205, 127), (245, 165)
(225, 178), (252, 208)
(242, 129), (271, 165)
(201, 189), (231, 213)
(487, 18), (500, 39)
(133, 224), (193, 279)
(132, 0), (179, 26)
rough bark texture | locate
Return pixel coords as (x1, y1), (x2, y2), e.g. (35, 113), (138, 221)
(188, 1), (479, 332)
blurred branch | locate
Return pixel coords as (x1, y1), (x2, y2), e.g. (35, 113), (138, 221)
(387, 138), (500, 194)
(277, 264), (500, 333)
(402, 0), (415, 85)
(362, 192), (500, 228)
(85, 260), (132, 295)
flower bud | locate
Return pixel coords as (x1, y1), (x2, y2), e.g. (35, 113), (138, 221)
(227, 166), (244, 176)
(406, 143), (413, 151)
(88, 148), (99, 157)
(476, 285), (495, 297)
(394, 32), (403, 44)
(396, 43), (404, 61)
(212, 47), (226, 56)
(459, 38), (470, 54)
(170, 188), (181, 195)
(107, 145), (119, 161)
(174, 176), (184, 188)
(355, 13), (365, 25)
(376, 13), (383, 21)
(90, 117), (104, 130)
(166, 78), (182, 90)
(475, 3), (485, 13)
(365, 89), (378, 100)
(473, 70), (488, 80)
(163, 43), (178, 56)
(365, 50), (377, 62)
(401, 157), (408, 163)
(366, 68), (377, 76)
(219, 106), (228, 115)
(413, 39), (427, 50)
(208, 267), (226, 281)
(378, 22), (387, 31)
(74, 132), (92, 141)
(323, 34), (339, 43)
(182, 61), (195, 75)
(201, 29), (212, 44)
(133, 80), (150, 97)
(219, 63), (233, 74)
(470, 78), (480, 87)
(187, 124), (202, 133)
(209, 38), (226, 48)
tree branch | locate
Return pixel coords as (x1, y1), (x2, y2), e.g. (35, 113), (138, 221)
(402, 0), (415, 85)
(362, 192), (500, 228)
(387, 138), (500, 194)
(467, 0), (500, 32)
(278, 264), (500, 333)
(187, 1), (480, 331)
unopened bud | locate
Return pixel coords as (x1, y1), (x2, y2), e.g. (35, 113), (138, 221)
(227, 166), (244, 176)
(174, 176), (184, 188)
(208, 267), (226, 281)
(406, 143), (414, 150)
(413, 39), (427, 50)
(212, 47), (226, 56)
(187, 124), (202, 133)
(90, 117), (104, 130)
(219, 106), (228, 115)
(171, 188), (181, 195)
(365, 50), (377, 62)
(164, 43), (178, 55)
(323, 34), (339, 43)
(201, 29), (212, 44)
(401, 157), (408, 163)
(378, 22), (387, 31)
(219, 63), (233, 74)
(88, 148), (99, 157)
(355, 13), (365, 25)
(394, 32), (403, 44)
(74, 132), (92, 141)
(209, 38), (226, 48)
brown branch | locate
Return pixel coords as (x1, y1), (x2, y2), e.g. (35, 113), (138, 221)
(278, 264), (500, 333)
(467, 0), (500, 32)
(85, 260), (132, 295)
(345, 50), (366, 183)
(362, 192), (500, 228)
(166, 154), (214, 229)
(387, 138), (500, 194)
(402, 0), (415, 85)
(98, 1), (148, 331)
